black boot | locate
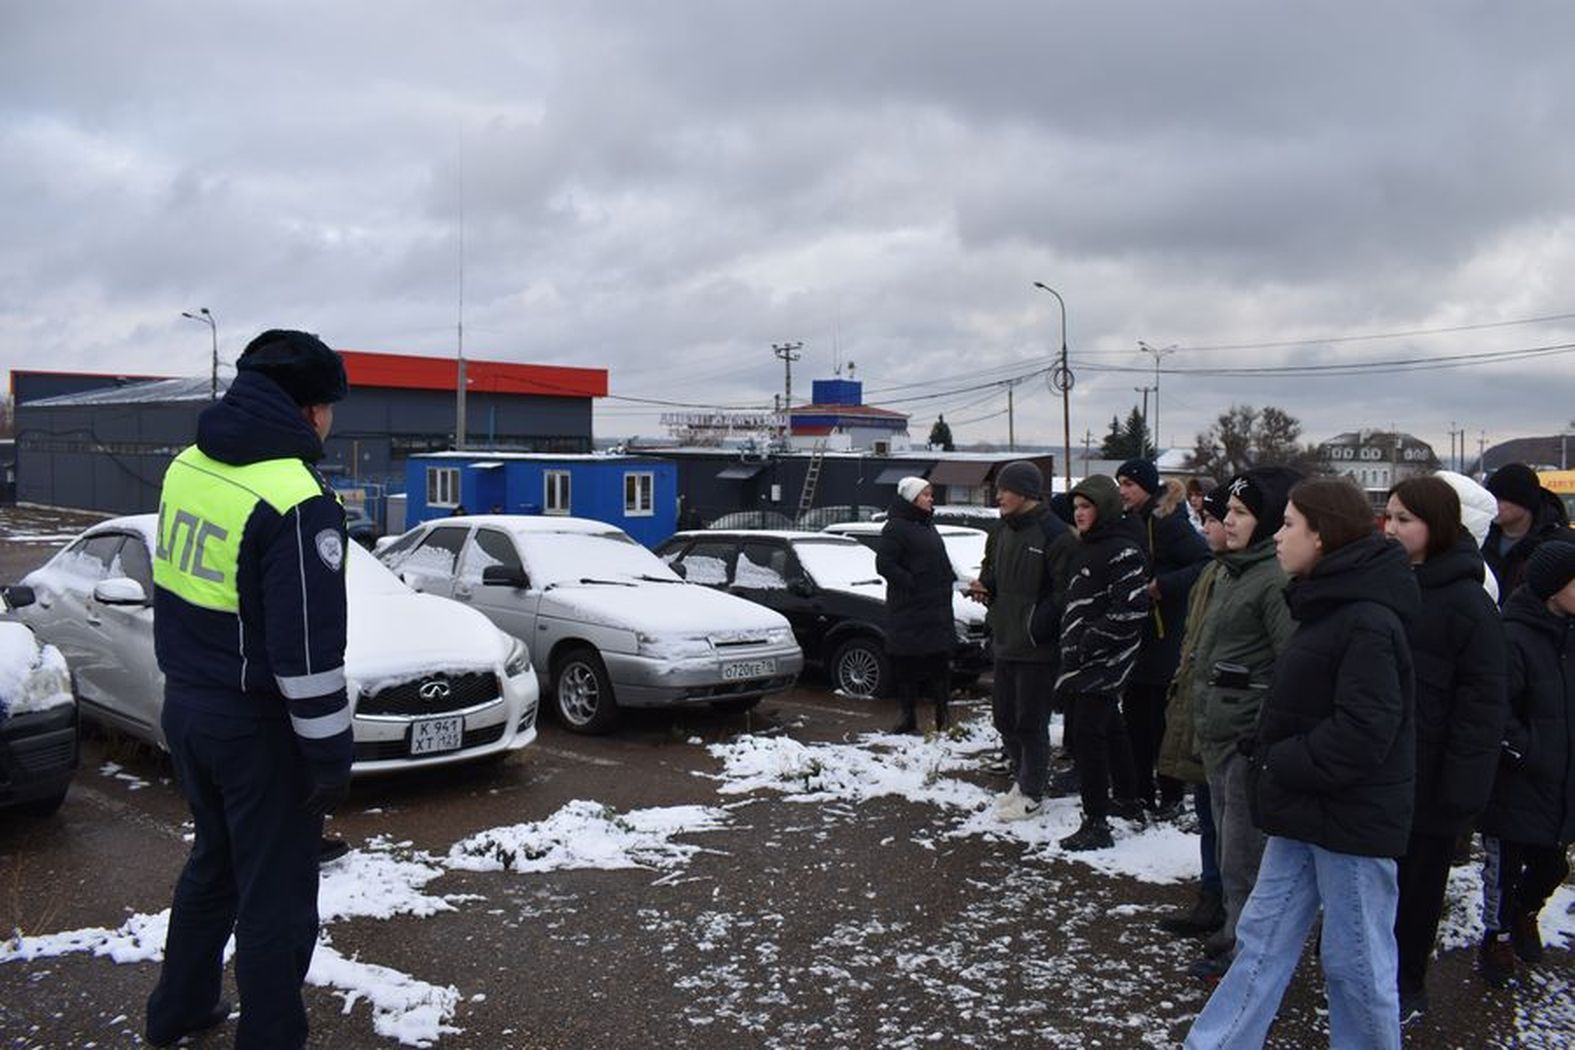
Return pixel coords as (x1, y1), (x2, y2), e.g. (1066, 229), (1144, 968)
(1158, 888), (1225, 937)
(891, 687), (917, 733)
(934, 695), (949, 731)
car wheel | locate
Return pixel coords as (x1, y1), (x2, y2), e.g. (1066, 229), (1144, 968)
(553, 647), (618, 734)
(830, 637), (888, 700)
(710, 696), (762, 715)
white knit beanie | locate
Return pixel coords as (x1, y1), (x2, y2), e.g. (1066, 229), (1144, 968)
(897, 476), (930, 504)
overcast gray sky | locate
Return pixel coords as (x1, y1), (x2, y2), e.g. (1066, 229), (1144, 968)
(4, 1), (1573, 462)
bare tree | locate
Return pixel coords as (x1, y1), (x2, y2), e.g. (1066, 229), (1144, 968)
(1186, 403), (1324, 481)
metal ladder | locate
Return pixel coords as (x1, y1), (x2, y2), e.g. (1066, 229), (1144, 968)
(796, 440), (827, 521)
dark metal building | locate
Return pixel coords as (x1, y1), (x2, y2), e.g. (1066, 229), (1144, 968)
(11, 351), (607, 518)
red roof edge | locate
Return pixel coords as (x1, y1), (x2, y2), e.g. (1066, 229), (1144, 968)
(338, 350), (608, 398)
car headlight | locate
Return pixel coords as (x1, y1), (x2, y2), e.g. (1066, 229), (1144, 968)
(505, 637), (532, 677)
(766, 626), (795, 647)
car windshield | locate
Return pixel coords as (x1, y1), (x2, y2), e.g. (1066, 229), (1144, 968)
(791, 539), (881, 588)
(517, 530), (681, 587)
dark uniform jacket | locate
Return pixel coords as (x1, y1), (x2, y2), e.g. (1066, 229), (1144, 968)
(153, 369), (353, 786)
(1056, 484), (1149, 698)
(979, 503), (1076, 663)
(1479, 584), (1575, 847)
(1251, 535), (1420, 858)
(1129, 495), (1210, 686)
(1406, 536), (1509, 837)
(877, 496), (957, 656)
(1483, 488), (1575, 606)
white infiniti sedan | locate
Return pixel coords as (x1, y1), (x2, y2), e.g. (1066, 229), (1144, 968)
(13, 515), (539, 775)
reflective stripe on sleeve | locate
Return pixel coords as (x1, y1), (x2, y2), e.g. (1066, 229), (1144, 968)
(290, 705), (353, 740)
(275, 667), (347, 699)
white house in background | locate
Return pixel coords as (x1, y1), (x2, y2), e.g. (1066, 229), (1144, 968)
(1317, 430), (1438, 492)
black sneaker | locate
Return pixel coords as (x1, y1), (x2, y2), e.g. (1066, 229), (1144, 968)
(1188, 954), (1230, 984)
(1109, 798), (1148, 823)
(1158, 889), (1225, 937)
(319, 836), (350, 865)
(1059, 819), (1114, 852)
(1399, 988), (1428, 1026)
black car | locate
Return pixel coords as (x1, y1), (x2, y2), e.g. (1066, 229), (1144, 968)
(0, 587), (78, 817)
(654, 530), (990, 699)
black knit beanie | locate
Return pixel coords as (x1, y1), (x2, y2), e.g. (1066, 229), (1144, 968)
(1117, 458), (1161, 496)
(1525, 541), (1575, 600)
(1225, 466), (1305, 545)
(1485, 463), (1542, 513)
(995, 460), (1043, 500)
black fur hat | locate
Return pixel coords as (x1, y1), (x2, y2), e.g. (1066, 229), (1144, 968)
(237, 329), (348, 406)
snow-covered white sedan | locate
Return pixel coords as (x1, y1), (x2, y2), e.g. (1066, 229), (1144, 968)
(377, 515), (803, 733)
(13, 515), (539, 775)
(0, 611), (77, 816)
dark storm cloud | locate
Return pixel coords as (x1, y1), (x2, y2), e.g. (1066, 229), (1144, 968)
(2, 0), (1573, 457)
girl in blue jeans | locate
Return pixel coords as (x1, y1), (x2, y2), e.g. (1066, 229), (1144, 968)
(1186, 478), (1420, 1049)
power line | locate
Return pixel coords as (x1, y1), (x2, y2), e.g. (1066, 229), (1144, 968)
(1072, 341), (1575, 378)
(1155, 310), (1575, 354)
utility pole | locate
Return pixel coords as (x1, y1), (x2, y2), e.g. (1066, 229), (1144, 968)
(1478, 430), (1487, 473)
(772, 341), (802, 413)
(1082, 428), (1094, 466)
(1134, 385), (1156, 453)
(181, 308), (218, 400)
(1007, 381), (1015, 451)
(1137, 341), (1177, 450)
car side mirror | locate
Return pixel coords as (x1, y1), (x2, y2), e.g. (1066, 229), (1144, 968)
(94, 577), (150, 607)
(481, 565), (529, 589)
(669, 561), (687, 580)
(788, 577), (816, 597)
(1, 584), (36, 611)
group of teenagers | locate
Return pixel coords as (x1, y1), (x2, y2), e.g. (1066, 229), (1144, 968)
(874, 455), (1574, 1049)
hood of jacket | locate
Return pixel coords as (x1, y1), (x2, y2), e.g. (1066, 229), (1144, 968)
(1286, 533), (1420, 626)
(1070, 475), (1124, 533)
(1416, 534), (1489, 592)
(196, 369), (325, 466)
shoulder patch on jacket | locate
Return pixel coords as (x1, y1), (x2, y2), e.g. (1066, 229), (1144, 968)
(316, 529), (345, 572)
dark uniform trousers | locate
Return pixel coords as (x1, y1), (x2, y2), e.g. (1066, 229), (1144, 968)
(147, 701), (322, 1049)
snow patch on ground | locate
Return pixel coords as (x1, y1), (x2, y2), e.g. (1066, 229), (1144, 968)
(446, 799), (730, 873)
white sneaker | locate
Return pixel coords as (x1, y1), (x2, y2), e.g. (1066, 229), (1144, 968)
(996, 794), (1042, 822)
(992, 783), (1023, 811)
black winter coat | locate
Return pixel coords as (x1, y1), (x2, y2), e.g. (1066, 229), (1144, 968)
(1405, 537), (1509, 837)
(1483, 489), (1575, 606)
(877, 497), (957, 656)
(1130, 497), (1210, 685)
(978, 503), (1075, 663)
(1479, 585), (1575, 846)
(1251, 535), (1420, 857)
(1057, 510), (1149, 698)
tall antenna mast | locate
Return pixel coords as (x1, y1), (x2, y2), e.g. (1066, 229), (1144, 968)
(455, 127), (468, 451)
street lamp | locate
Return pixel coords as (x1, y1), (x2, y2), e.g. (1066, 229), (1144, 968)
(1032, 282), (1074, 492)
(1137, 341), (1177, 452)
(181, 307), (218, 400)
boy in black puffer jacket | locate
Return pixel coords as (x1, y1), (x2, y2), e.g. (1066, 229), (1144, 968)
(1056, 475), (1150, 850)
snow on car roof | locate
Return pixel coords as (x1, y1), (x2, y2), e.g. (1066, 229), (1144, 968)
(441, 514), (630, 538)
(670, 529), (860, 543)
(823, 522), (986, 537)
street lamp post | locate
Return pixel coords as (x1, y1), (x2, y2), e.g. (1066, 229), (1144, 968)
(181, 307), (218, 400)
(1032, 282), (1074, 492)
(1137, 340), (1177, 453)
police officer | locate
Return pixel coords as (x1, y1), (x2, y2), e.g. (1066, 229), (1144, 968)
(145, 330), (353, 1049)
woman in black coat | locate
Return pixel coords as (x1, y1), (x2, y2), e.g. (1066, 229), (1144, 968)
(877, 477), (957, 732)
(1476, 540), (1575, 986)
(1186, 478), (1419, 1050)
(1382, 476), (1507, 1018)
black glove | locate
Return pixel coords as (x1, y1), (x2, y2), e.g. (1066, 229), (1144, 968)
(303, 777), (350, 817)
